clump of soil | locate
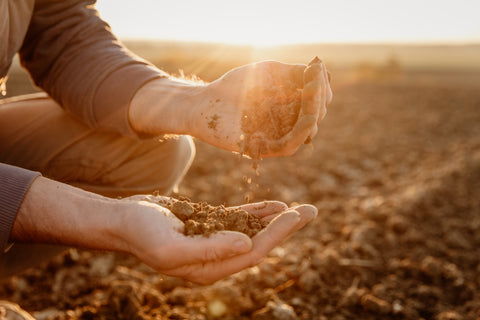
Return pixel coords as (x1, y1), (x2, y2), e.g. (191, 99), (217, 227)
(154, 197), (268, 238)
(240, 82), (302, 158)
(241, 82), (302, 141)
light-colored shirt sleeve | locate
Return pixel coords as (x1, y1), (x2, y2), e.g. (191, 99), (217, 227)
(19, 0), (168, 137)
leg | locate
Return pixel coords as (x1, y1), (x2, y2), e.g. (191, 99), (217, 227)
(0, 93), (195, 277)
(0, 93), (195, 197)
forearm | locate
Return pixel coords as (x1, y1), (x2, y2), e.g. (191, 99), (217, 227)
(11, 177), (128, 252)
(128, 77), (208, 136)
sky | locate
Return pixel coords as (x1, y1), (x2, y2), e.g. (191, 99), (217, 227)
(96, 0), (480, 46)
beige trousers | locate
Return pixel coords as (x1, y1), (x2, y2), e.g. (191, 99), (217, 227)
(0, 93), (195, 278)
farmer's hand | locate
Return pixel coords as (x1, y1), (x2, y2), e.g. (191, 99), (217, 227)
(129, 59), (332, 158)
(121, 197), (317, 285)
(195, 58), (332, 158)
(13, 177), (316, 285)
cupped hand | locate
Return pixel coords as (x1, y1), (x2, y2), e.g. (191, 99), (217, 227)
(120, 197), (317, 285)
(192, 58), (332, 158)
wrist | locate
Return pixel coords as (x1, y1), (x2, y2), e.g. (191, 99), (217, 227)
(128, 77), (207, 136)
(12, 177), (128, 253)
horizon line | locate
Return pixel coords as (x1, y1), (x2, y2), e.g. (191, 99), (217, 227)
(120, 37), (480, 47)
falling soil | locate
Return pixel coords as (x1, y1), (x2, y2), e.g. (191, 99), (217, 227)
(148, 197), (267, 238)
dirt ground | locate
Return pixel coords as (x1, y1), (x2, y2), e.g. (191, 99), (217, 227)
(1, 70), (480, 320)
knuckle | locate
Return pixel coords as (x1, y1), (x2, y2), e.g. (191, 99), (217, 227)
(204, 246), (220, 261)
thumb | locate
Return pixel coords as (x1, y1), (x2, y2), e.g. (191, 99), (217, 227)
(178, 231), (253, 264)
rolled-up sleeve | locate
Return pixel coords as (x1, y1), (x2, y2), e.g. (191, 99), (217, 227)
(19, 0), (167, 137)
(0, 163), (40, 252)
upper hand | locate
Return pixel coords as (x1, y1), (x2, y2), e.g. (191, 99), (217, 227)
(192, 58), (333, 158)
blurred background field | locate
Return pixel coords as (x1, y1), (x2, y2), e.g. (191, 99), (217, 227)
(4, 41), (480, 98)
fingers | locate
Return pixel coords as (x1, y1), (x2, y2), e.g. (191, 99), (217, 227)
(264, 59), (331, 157)
(286, 204), (318, 233)
(304, 63), (323, 84)
(285, 64), (308, 88)
(171, 231), (253, 267)
(260, 203), (317, 224)
(302, 80), (325, 117)
(236, 201), (288, 218)
(123, 194), (174, 206)
(322, 63), (333, 106)
(163, 204), (317, 285)
(302, 64), (328, 114)
(266, 114), (317, 156)
(182, 210), (301, 284)
(298, 59), (331, 143)
(249, 210), (300, 256)
(256, 61), (306, 88)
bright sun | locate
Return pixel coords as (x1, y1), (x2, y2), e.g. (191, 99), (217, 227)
(96, 0), (480, 46)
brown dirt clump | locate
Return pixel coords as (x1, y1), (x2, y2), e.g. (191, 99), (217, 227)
(240, 82), (301, 158)
(155, 198), (268, 238)
(241, 82), (302, 141)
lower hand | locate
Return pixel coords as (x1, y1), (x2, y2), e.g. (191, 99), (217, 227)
(119, 197), (317, 285)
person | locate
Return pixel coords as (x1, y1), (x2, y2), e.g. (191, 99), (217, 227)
(0, 0), (332, 318)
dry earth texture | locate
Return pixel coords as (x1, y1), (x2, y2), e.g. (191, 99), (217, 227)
(149, 197), (267, 238)
(1, 70), (480, 320)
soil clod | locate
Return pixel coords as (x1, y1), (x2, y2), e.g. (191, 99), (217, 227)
(154, 198), (267, 238)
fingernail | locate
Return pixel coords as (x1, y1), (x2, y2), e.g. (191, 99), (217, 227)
(233, 240), (250, 252)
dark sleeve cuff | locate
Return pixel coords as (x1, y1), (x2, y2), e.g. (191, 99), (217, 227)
(92, 63), (167, 138)
(0, 163), (41, 253)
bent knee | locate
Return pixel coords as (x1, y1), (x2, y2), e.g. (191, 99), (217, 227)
(123, 135), (196, 195)
(69, 135), (196, 197)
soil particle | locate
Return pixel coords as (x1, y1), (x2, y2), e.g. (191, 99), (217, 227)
(252, 300), (298, 320)
(339, 285), (367, 307)
(436, 311), (464, 320)
(170, 201), (195, 221)
(360, 294), (392, 314)
(207, 114), (220, 131)
(155, 198), (267, 238)
(296, 269), (320, 292)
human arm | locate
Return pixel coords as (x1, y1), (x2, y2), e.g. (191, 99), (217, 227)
(19, 0), (332, 157)
(11, 176), (317, 284)
(0, 163), (40, 252)
(19, 0), (167, 136)
(129, 58), (333, 158)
